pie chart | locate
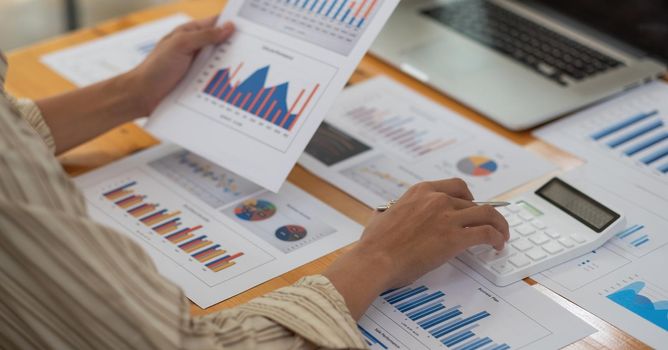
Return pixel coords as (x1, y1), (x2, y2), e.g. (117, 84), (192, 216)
(457, 156), (498, 176)
(275, 225), (308, 242)
(234, 199), (277, 221)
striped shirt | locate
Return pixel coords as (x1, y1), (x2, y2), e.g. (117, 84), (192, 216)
(0, 53), (367, 349)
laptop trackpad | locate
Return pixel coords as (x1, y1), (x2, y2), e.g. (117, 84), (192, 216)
(402, 40), (494, 80)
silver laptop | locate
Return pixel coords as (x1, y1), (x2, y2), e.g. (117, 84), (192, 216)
(371, 0), (667, 130)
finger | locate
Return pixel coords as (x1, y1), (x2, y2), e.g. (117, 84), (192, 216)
(458, 225), (506, 251)
(448, 197), (477, 210)
(176, 16), (218, 32)
(425, 178), (473, 200)
(452, 205), (510, 241)
(176, 22), (235, 53)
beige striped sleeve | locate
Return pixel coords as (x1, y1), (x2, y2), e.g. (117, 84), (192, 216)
(0, 69), (368, 349)
(190, 276), (368, 349)
(5, 95), (55, 153)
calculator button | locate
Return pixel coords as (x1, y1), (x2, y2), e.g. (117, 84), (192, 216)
(515, 224), (535, 236)
(491, 260), (514, 274)
(508, 230), (521, 242)
(467, 245), (489, 255)
(512, 239), (533, 252)
(509, 254), (531, 268)
(529, 233), (550, 245)
(545, 229), (561, 239)
(507, 204), (521, 213)
(507, 216), (523, 227)
(518, 210), (534, 221)
(526, 248), (547, 261)
(497, 207), (511, 217)
(531, 219), (547, 230)
(477, 248), (513, 263)
(570, 234), (587, 244)
(558, 237), (575, 248)
(542, 241), (564, 255)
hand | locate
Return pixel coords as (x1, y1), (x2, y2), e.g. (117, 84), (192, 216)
(323, 179), (509, 319)
(128, 17), (235, 115)
(358, 178), (509, 288)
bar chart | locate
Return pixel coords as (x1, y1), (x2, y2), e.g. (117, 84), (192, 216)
(378, 286), (507, 350)
(178, 31), (336, 151)
(239, 0), (382, 55)
(356, 261), (574, 349)
(202, 64), (320, 131)
(104, 181), (248, 273)
(589, 109), (668, 176)
(149, 150), (263, 209)
(341, 106), (459, 161)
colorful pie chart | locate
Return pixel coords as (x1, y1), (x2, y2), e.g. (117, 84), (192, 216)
(234, 199), (277, 221)
(457, 156), (498, 176)
(275, 225), (308, 242)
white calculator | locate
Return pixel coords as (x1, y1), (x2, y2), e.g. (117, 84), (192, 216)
(458, 177), (626, 286)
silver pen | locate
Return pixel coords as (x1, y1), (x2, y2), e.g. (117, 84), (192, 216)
(375, 200), (510, 212)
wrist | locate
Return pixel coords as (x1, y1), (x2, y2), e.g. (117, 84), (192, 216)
(117, 69), (154, 117)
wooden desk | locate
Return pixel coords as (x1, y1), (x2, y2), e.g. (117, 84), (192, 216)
(4, 1), (651, 348)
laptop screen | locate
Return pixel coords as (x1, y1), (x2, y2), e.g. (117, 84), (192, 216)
(521, 0), (668, 63)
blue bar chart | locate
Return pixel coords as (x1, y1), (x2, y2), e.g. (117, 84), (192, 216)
(378, 285), (509, 350)
(615, 224), (650, 248)
(239, 0), (382, 55)
(357, 260), (590, 349)
(589, 110), (668, 175)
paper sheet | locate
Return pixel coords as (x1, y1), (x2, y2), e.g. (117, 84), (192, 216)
(74, 143), (362, 308)
(41, 14), (191, 87)
(533, 81), (668, 348)
(299, 76), (557, 207)
(358, 259), (595, 350)
(145, 0), (400, 192)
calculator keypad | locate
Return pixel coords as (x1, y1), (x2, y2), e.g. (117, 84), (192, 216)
(466, 205), (589, 276)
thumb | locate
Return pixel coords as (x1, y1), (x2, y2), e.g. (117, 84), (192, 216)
(179, 22), (235, 53)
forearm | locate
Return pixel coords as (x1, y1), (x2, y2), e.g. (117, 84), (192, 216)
(35, 72), (147, 154)
(323, 245), (394, 320)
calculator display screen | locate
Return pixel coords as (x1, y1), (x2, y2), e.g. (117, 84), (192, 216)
(535, 178), (620, 233)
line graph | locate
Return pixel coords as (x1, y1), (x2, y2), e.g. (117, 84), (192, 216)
(178, 31), (336, 151)
(203, 64), (319, 131)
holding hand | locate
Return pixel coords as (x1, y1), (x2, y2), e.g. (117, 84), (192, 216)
(130, 17), (235, 115)
(324, 179), (509, 319)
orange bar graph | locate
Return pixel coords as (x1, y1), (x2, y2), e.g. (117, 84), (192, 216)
(289, 84), (320, 131)
(105, 189), (133, 201)
(115, 195), (145, 209)
(354, 0), (369, 18)
(211, 261), (235, 272)
(281, 88), (305, 128)
(143, 211), (181, 226)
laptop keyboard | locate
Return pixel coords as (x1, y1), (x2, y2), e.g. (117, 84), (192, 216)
(421, 0), (624, 85)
